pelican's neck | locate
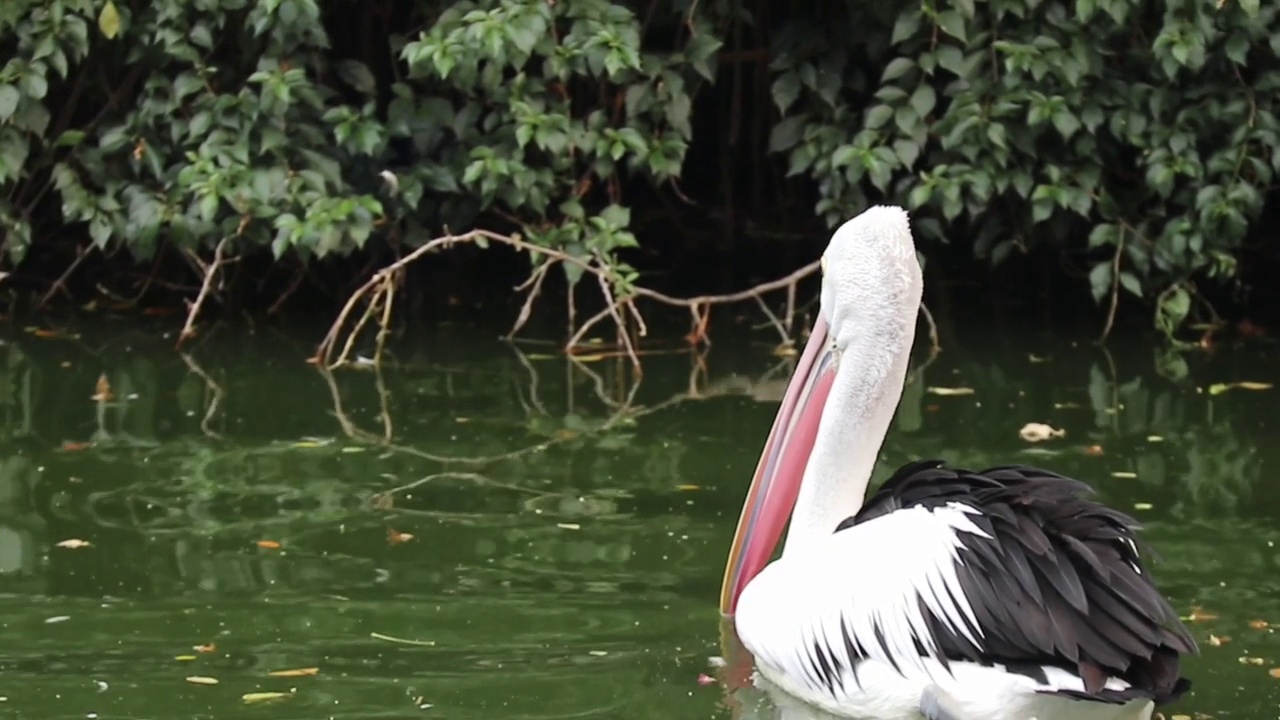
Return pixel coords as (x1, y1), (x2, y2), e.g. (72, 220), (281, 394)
(780, 325), (916, 558)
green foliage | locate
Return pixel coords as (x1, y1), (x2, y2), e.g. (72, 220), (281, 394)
(1, 0), (1276, 337)
(771, 0), (1278, 337)
(0, 0), (711, 297)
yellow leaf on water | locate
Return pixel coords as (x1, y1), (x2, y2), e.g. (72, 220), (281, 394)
(1111, 471), (1138, 479)
(56, 539), (91, 549)
(98, 0), (121, 39)
(1133, 502), (1154, 510)
(557, 522), (581, 530)
(243, 692), (291, 703)
(926, 387), (975, 396)
(185, 676), (219, 685)
(1019, 423), (1065, 443)
(174, 655), (197, 661)
(1210, 381), (1274, 395)
(1270, 668), (1280, 679)
(676, 484), (701, 491)
(572, 354), (606, 363)
(267, 667), (318, 678)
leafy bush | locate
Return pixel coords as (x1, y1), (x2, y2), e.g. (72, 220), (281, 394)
(771, 0), (1274, 339)
(0, 0), (1274, 341)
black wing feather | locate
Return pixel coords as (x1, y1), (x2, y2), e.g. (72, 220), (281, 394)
(836, 460), (1197, 706)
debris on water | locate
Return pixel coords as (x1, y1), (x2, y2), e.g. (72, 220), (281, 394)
(91, 374), (114, 402)
(707, 656), (727, 668)
(557, 522), (581, 530)
(1111, 471), (1137, 479)
(370, 631), (435, 647)
(243, 691), (291, 704)
(388, 529), (414, 545)
(1083, 445), (1104, 456)
(56, 539), (91, 549)
(194, 643), (216, 653)
(175, 655), (197, 661)
(588, 650), (608, 656)
(45, 616), (71, 624)
(697, 673), (717, 685)
(1208, 634), (1230, 646)
(926, 386), (975, 396)
(256, 540), (281, 549)
(1018, 422), (1064, 442)
(1147, 435), (1165, 442)
(1132, 502), (1153, 510)
(186, 676), (219, 685)
(1182, 606), (1218, 623)
(268, 667), (318, 677)
(1208, 381), (1273, 395)
(1249, 620), (1271, 630)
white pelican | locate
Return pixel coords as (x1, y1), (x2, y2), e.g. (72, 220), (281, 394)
(718, 206), (1197, 720)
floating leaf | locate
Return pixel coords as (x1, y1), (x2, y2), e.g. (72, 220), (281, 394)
(194, 643), (216, 653)
(98, 0), (121, 39)
(676, 484), (701, 491)
(1111, 471), (1137, 479)
(1018, 422), (1065, 442)
(1270, 668), (1280, 679)
(55, 539), (91, 549)
(557, 522), (581, 530)
(243, 692), (291, 703)
(926, 386), (975, 396)
(697, 673), (717, 685)
(267, 667), (318, 678)
(59, 441), (93, 452)
(1208, 634), (1230, 646)
(387, 529), (414, 545)
(1208, 381), (1274, 395)
(1133, 502), (1153, 510)
(91, 374), (113, 402)
(1249, 619), (1270, 629)
(256, 540), (281, 549)
(186, 676), (219, 685)
(175, 655), (197, 661)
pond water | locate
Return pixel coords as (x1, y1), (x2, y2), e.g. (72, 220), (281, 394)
(0, 322), (1276, 719)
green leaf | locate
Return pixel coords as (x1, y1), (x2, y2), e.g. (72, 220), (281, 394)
(768, 116), (806, 153)
(771, 72), (801, 113)
(1089, 262), (1112, 304)
(1119, 271), (1142, 298)
(866, 104), (893, 129)
(1157, 285), (1191, 334)
(881, 58), (915, 83)
(936, 11), (967, 44)
(910, 85), (937, 118)
(891, 12), (921, 45)
(0, 85), (19, 121)
(1239, 0), (1260, 17)
(99, 0), (121, 39)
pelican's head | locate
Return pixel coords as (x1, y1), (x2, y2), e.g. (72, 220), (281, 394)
(719, 206), (923, 615)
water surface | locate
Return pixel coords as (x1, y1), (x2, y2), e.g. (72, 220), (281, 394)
(0, 324), (1275, 719)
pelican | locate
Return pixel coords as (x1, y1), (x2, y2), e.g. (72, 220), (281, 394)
(718, 206), (1196, 720)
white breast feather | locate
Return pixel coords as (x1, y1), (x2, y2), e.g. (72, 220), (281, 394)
(735, 503), (993, 695)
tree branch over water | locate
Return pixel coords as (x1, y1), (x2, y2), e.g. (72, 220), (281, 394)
(311, 228), (942, 371)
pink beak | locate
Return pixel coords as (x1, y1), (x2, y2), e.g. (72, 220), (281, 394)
(719, 316), (840, 615)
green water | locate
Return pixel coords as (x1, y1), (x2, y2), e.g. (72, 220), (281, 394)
(0, 325), (1276, 719)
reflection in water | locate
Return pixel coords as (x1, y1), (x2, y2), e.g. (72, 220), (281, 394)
(0, 330), (1270, 718)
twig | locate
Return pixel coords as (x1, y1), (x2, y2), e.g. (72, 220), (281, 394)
(919, 302), (941, 357)
(176, 236), (231, 350)
(1098, 227), (1125, 342)
(179, 352), (224, 438)
(38, 244), (94, 309)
